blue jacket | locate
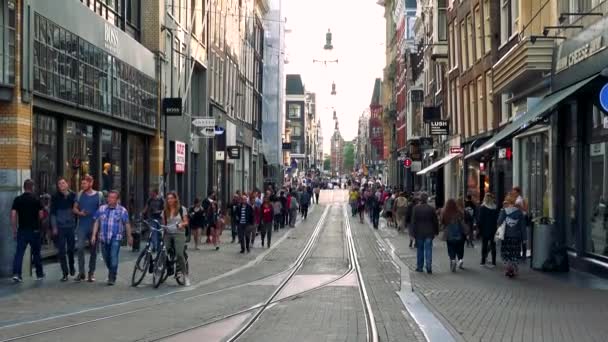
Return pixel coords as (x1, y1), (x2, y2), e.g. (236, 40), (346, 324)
(498, 207), (526, 240)
(51, 191), (76, 228)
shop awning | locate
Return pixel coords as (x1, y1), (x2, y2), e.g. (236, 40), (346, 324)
(465, 74), (599, 160)
(417, 153), (462, 175)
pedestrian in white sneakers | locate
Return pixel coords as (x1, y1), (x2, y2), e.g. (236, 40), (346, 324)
(478, 193), (499, 267)
(440, 199), (467, 272)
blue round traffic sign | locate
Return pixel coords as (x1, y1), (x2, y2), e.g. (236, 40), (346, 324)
(599, 83), (608, 113)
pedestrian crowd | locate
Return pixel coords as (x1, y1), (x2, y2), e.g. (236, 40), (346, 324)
(348, 181), (529, 278)
(9, 176), (320, 286)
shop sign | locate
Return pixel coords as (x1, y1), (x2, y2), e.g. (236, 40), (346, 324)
(599, 83), (608, 113)
(163, 98), (182, 116)
(282, 142), (292, 150)
(498, 147), (513, 160)
(450, 147), (464, 154)
(227, 146), (241, 159)
(192, 118), (215, 128)
(175, 141), (186, 173)
(215, 151), (225, 161)
(104, 23), (119, 54)
(429, 120), (449, 135)
(556, 36), (605, 74)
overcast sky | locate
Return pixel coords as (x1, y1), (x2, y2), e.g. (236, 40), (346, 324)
(283, 0), (386, 153)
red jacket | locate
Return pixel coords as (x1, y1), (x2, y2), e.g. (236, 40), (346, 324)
(262, 204), (273, 223)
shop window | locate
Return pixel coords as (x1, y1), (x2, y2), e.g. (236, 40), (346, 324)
(587, 142), (608, 256)
(519, 132), (551, 220)
(0, 0), (16, 86)
(565, 147), (577, 249)
(101, 129), (122, 193)
(33, 114), (58, 197)
(65, 121), (94, 192)
(128, 135), (145, 216)
(288, 103), (301, 119)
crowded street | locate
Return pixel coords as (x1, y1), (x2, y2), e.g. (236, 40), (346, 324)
(0, 190), (607, 342)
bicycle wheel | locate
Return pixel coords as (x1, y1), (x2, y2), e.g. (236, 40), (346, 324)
(152, 250), (167, 288)
(131, 249), (151, 287)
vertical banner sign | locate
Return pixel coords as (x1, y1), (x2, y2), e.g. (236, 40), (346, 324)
(175, 141), (186, 173)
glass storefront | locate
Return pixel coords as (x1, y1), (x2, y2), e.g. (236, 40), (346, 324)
(128, 134), (145, 215)
(65, 120), (94, 192)
(519, 131), (552, 219)
(587, 106), (608, 256)
(101, 128), (121, 193)
(32, 114), (58, 197)
(565, 147), (577, 249)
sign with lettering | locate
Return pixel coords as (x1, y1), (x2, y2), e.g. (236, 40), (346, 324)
(104, 23), (119, 54)
(282, 142), (292, 150)
(450, 147), (464, 154)
(429, 120), (449, 135)
(556, 36), (605, 74)
(227, 146), (241, 159)
(163, 98), (182, 116)
(175, 141), (186, 173)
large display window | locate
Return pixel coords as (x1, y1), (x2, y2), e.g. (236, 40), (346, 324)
(32, 114), (58, 196)
(101, 128), (121, 193)
(586, 106), (608, 256)
(64, 120), (94, 192)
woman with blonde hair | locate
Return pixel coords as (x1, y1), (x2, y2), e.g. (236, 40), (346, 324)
(162, 192), (190, 286)
(478, 193), (499, 267)
(497, 194), (526, 278)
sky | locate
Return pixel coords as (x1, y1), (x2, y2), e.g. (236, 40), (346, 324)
(283, 0), (386, 153)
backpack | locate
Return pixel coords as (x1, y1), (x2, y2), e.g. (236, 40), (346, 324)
(446, 220), (464, 241)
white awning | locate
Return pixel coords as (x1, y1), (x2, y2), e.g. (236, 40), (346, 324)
(417, 153), (462, 175)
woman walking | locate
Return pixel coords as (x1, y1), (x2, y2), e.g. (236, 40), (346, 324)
(478, 193), (499, 267)
(208, 201), (220, 251)
(188, 198), (205, 250)
(498, 195), (527, 277)
(440, 199), (467, 272)
(384, 193), (395, 228)
(260, 197), (274, 248)
(405, 196), (418, 248)
(394, 193), (408, 232)
(357, 191), (366, 223)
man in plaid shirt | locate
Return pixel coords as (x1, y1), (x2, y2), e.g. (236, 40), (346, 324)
(91, 190), (132, 285)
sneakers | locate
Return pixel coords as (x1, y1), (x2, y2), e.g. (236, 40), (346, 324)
(458, 259), (464, 270)
(184, 277), (191, 286)
(75, 273), (85, 282)
(450, 260), (457, 272)
(12, 275), (22, 283)
(87, 274), (96, 282)
(107, 279), (115, 286)
(35, 275), (45, 281)
(487, 263), (496, 269)
(61, 274), (69, 282)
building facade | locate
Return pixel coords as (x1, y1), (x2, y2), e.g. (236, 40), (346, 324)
(369, 78), (385, 178)
(285, 74), (306, 178)
(330, 121), (344, 176)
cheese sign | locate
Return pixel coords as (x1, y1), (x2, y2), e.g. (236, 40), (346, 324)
(175, 141), (186, 173)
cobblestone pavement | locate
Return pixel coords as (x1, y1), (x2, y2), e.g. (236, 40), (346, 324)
(0, 205), (325, 341)
(375, 218), (608, 342)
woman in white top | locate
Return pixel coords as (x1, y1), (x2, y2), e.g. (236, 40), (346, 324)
(162, 192), (190, 286)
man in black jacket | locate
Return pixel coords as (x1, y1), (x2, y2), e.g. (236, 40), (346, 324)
(51, 177), (77, 281)
(237, 195), (254, 253)
(412, 193), (439, 274)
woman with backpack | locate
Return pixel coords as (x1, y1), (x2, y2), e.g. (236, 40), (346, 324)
(440, 199), (468, 272)
(478, 193), (499, 267)
(497, 194), (527, 278)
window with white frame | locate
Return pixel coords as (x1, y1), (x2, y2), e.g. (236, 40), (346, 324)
(448, 23), (454, 69)
(500, 0), (519, 44)
(485, 71), (494, 129)
(456, 78), (461, 134)
(469, 81), (476, 136)
(438, 0), (448, 41)
(288, 103), (301, 119)
(466, 14), (473, 67)
(463, 84), (469, 137)
(460, 20), (467, 69)
(477, 76), (484, 133)
(483, 0), (491, 54)
(435, 63), (444, 94)
(474, 5), (482, 61)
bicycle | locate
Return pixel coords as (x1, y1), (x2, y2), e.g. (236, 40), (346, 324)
(152, 223), (189, 288)
(131, 220), (162, 287)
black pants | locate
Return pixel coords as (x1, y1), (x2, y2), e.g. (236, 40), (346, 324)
(446, 240), (465, 260)
(260, 222), (272, 247)
(481, 237), (497, 264)
(315, 193), (319, 204)
(372, 208), (380, 228)
(56, 226), (76, 276)
(282, 210), (288, 227)
(301, 204), (309, 219)
(238, 224), (250, 252)
(273, 214), (281, 231)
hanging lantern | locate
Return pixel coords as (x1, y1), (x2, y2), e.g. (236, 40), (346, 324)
(324, 29), (333, 50)
(331, 82), (336, 95)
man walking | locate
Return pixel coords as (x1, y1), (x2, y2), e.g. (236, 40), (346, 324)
(300, 187), (312, 220)
(411, 193), (439, 274)
(51, 177), (77, 281)
(11, 179), (45, 282)
(313, 184), (321, 204)
(91, 190), (132, 285)
(73, 175), (103, 282)
(237, 195), (254, 253)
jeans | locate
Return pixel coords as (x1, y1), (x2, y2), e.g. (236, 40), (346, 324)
(481, 237), (496, 264)
(260, 222), (272, 246)
(100, 239), (121, 280)
(76, 228), (97, 276)
(273, 214), (282, 231)
(372, 208), (380, 228)
(149, 214), (162, 251)
(289, 209), (298, 227)
(164, 233), (187, 275)
(12, 230), (44, 278)
(56, 226), (76, 276)
(231, 219), (239, 242)
(416, 238), (433, 272)
(446, 240), (465, 261)
(238, 223), (250, 252)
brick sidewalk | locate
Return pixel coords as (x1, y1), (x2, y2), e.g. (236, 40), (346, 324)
(376, 220), (608, 342)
